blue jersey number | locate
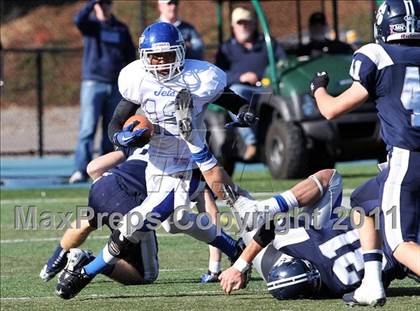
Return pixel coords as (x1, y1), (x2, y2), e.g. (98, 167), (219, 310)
(401, 67), (420, 128)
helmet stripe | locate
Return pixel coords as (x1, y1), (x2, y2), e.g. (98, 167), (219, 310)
(267, 276), (310, 291)
(267, 272), (311, 288)
(404, 0), (415, 33)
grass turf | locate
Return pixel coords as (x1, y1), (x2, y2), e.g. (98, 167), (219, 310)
(1, 164), (419, 310)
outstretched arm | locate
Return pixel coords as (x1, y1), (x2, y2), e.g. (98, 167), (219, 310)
(311, 73), (369, 120)
(219, 238), (265, 294)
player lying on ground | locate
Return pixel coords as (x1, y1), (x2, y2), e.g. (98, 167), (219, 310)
(309, 0), (420, 306)
(172, 84), (417, 305)
(218, 176), (412, 305)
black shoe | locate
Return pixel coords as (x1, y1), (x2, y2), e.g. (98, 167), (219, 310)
(342, 290), (386, 307)
(55, 249), (94, 299)
(56, 267), (93, 299)
(230, 238), (252, 289)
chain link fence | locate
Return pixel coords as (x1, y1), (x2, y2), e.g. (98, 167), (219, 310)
(0, 0), (374, 156)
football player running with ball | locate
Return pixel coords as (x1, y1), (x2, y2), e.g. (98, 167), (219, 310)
(55, 22), (258, 299)
(309, 0), (420, 306)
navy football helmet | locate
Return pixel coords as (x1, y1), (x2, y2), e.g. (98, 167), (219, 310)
(374, 0), (420, 43)
(267, 257), (321, 300)
(139, 22), (185, 81)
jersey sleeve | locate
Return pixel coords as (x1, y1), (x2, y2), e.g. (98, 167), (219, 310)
(197, 62), (227, 104)
(118, 60), (144, 105)
(349, 43), (393, 96)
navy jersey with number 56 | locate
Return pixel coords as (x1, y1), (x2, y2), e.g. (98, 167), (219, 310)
(349, 43), (420, 151)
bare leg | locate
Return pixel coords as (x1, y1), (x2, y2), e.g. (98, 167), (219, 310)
(60, 220), (96, 250)
(107, 260), (145, 285)
(289, 169), (333, 206)
(201, 189), (222, 280)
(394, 242), (420, 276)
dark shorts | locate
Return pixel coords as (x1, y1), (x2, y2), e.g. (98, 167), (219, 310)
(88, 173), (158, 279)
(88, 173), (145, 229)
(351, 147), (420, 252)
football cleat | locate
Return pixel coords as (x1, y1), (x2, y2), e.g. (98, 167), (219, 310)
(342, 283), (386, 307)
(200, 270), (221, 283)
(55, 249), (94, 300)
(175, 88), (193, 142)
(230, 238), (252, 289)
(39, 249), (69, 282)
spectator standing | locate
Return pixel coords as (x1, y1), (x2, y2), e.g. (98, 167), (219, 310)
(70, 0), (136, 183)
(216, 7), (286, 160)
(157, 0), (204, 60)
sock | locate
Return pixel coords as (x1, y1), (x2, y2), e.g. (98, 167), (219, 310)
(258, 191), (299, 217)
(208, 260), (221, 274)
(83, 248), (116, 277)
(47, 245), (68, 269)
(362, 249), (383, 286)
(209, 231), (237, 259)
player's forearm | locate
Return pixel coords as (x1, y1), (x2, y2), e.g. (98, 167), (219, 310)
(86, 150), (125, 180)
(314, 88), (344, 120)
(200, 165), (234, 201)
(212, 87), (250, 114)
(74, 0), (96, 28)
(107, 99), (138, 142)
(314, 83), (369, 120)
(238, 239), (264, 264)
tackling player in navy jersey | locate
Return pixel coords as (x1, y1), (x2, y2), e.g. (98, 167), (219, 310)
(309, 0), (420, 306)
(42, 146), (159, 289)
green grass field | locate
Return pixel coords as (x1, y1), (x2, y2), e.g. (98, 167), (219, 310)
(1, 164), (419, 310)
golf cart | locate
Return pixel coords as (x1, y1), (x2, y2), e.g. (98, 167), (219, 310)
(207, 0), (385, 178)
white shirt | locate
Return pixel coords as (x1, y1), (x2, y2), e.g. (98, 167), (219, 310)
(118, 59), (226, 174)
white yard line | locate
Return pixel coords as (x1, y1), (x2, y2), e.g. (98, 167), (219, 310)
(0, 233), (178, 244)
(0, 189), (355, 204)
(0, 289), (266, 301)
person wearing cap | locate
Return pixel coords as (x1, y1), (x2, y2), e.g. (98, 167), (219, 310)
(216, 7), (286, 160)
(70, 0), (136, 183)
(157, 0), (204, 60)
(298, 12), (353, 57)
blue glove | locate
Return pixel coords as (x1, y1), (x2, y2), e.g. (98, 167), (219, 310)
(113, 121), (148, 147)
(225, 110), (259, 129)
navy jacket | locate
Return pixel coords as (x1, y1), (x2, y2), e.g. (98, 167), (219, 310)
(74, 0), (136, 83)
(216, 34), (286, 86)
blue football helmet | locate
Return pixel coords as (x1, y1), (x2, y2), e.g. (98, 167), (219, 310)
(267, 257), (321, 300)
(374, 0), (420, 43)
(139, 22), (185, 81)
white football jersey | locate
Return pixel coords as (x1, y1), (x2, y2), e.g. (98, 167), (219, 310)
(118, 59), (226, 174)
